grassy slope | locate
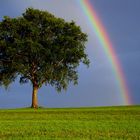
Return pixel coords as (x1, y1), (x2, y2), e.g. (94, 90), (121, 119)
(0, 106), (139, 140)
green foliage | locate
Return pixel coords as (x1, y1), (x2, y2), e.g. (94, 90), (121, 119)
(0, 18), (17, 88)
(0, 8), (89, 92)
(0, 106), (139, 139)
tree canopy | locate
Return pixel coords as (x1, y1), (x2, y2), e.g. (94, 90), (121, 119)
(0, 8), (89, 108)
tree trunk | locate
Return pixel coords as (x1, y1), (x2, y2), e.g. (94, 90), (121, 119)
(31, 85), (38, 109)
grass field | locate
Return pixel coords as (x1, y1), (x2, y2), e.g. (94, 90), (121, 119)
(0, 106), (139, 140)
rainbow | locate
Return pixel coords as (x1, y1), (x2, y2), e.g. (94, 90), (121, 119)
(79, 0), (131, 105)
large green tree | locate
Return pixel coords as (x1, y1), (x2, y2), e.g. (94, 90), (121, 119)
(0, 8), (89, 108)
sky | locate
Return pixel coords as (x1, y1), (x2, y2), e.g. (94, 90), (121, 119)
(0, 0), (140, 108)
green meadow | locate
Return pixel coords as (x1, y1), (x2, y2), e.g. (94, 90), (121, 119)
(0, 106), (139, 140)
